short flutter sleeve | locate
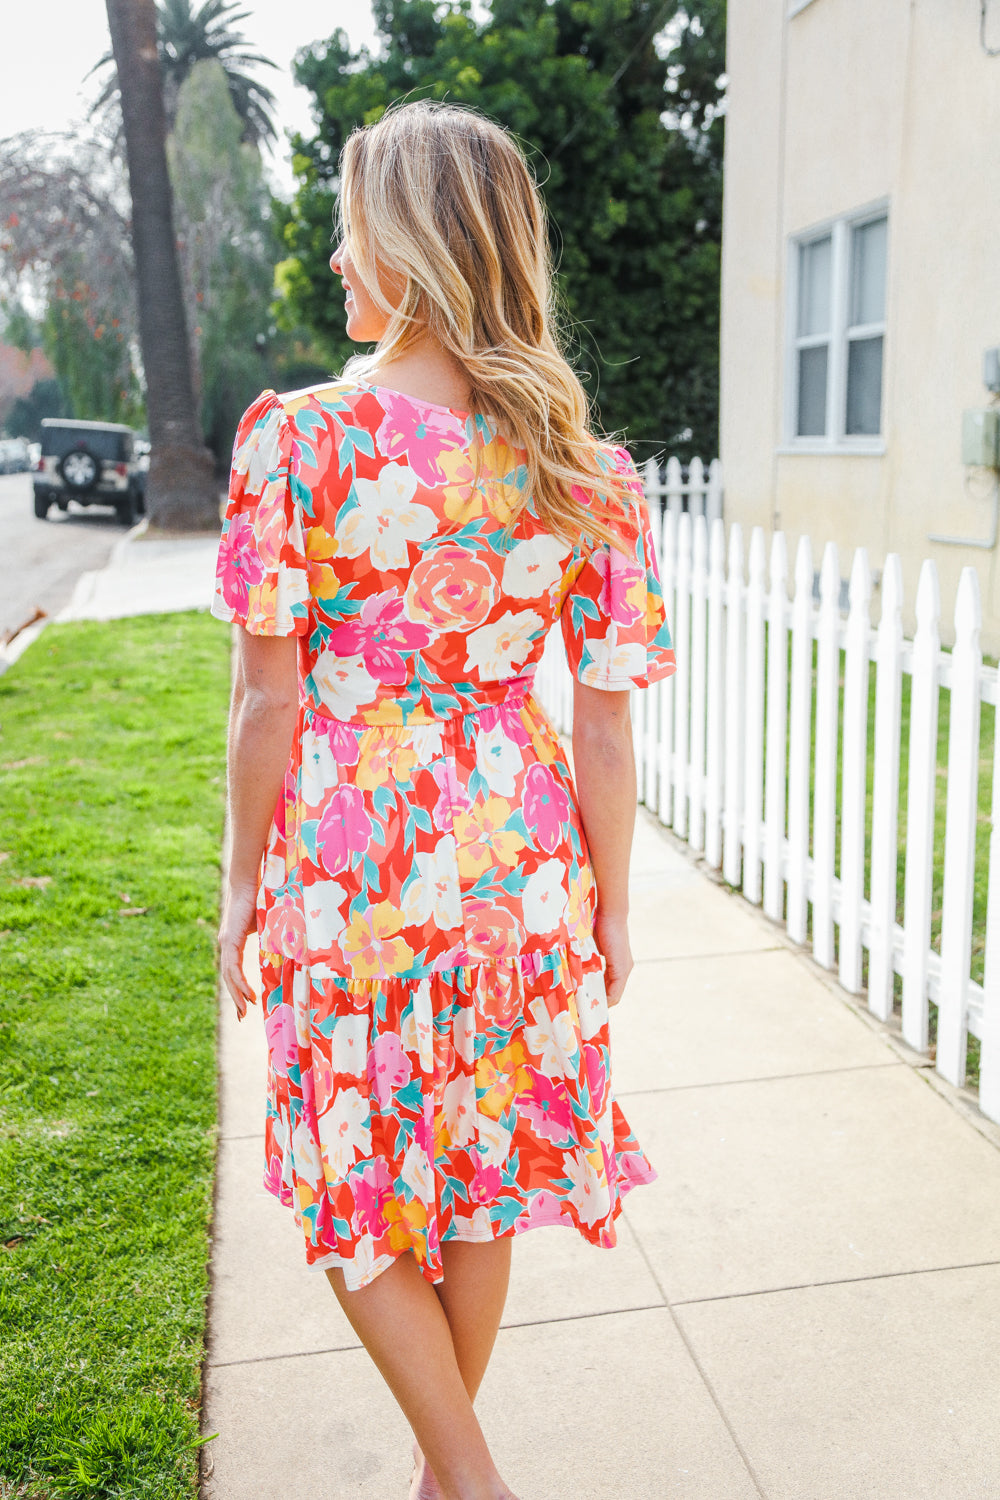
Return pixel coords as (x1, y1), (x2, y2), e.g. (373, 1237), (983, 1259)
(560, 446), (676, 690)
(211, 390), (310, 636)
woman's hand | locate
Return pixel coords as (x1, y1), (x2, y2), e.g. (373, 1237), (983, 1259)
(594, 906), (633, 1007)
(218, 878), (259, 1020)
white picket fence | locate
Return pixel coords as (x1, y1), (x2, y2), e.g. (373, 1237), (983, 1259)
(535, 473), (1000, 1125)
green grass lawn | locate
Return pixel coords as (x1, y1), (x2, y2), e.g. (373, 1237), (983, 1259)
(0, 613), (229, 1499)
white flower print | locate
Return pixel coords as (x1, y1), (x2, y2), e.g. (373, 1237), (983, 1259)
(524, 995), (579, 1079)
(465, 609), (543, 681)
(337, 463), (436, 568)
(475, 722), (522, 798)
(291, 1117), (323, 1191)
(262, 852), (286, 889)
(522, 859), (568, 935)
(400, 1139), (434, 1206)
(576, 967), (608, 1042)
(579, 622), (646, 688)
(300, 727), (337, 809)
(402, 837), (462, 930)
(321, 1086), (371, 1178)
(565, 1146), (609, 1228)
(452, 1005), (475, 1066)
(311, 650), (377, 719)
(303, 879), (347, 950)
(233, 405), (281, 495)
(400, 980), (435, 1075)
(501, 534), (570, 599)
(476, 1114), (512, 1168)
(330, 1012), (369, 1078)
(441, 1073), (476, 1148)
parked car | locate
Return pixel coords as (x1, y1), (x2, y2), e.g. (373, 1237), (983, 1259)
(0, 437), (31, 474)
(33, 419), (147, 525)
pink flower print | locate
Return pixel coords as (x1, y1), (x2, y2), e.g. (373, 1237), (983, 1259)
(317, 784), (372, 876)
(515, 1189), (571, 1230)
(523, 763), (571, 855)
(314, 717), (361, 767)
(262, 1152), (285, 1196)
(327, 590), (433, 686)
(517, 1068), (575, 1145)
(583, 1042), (608, 1117)
(592, 545), (645, 628)
(431, 759), (472, 831)
(368, 1031), (413, 1109)
(350, 1157), (394, 1239)
(478, 701), (532, 747)
(469, 1162), (503, 1205)
(218, 510), (265, 614)
(375, 392), (468, 485)
(264, 1003), (298, 1078)
(260, 894), (307, 962)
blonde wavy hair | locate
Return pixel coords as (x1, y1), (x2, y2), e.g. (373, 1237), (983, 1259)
(337, 99), (633, 544)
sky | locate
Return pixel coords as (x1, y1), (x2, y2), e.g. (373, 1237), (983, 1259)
(0, 0), (379, 194)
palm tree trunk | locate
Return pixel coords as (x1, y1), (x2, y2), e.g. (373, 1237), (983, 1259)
(105, 0), (218, 530)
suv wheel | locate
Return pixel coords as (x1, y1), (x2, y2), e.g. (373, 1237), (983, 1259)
(34, 491), (50, 520)
(58, 447), (100, 494)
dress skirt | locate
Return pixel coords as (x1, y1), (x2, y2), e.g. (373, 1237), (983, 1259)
(256, 692), (657, 1290)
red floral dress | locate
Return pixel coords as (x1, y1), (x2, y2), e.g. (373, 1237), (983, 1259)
(212, 379), (676, 1289)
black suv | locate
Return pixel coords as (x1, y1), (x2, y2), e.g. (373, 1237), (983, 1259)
(33, 419), (147, 525)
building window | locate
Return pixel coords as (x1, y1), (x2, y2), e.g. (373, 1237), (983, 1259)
(788, 208), (888, 449)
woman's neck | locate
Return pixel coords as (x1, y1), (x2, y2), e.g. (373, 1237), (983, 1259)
(370, 335), (473, 412)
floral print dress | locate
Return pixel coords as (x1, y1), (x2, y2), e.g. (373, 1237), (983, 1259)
(212, 379), (676, 1290)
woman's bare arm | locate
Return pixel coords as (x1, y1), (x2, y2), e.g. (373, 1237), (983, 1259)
(571, 682), (636, 1005)
(219, 629), (299, 1018)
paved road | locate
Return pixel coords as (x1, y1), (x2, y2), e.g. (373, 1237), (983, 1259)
(0, 472), (125, 639)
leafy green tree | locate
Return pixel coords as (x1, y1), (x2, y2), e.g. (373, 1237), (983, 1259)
(5, 378), (71, 441)
(91, 0), (278, 147)
(279, 0), (725, 459)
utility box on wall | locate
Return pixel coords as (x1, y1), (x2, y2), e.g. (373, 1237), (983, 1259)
(962, 409), (1000, 467)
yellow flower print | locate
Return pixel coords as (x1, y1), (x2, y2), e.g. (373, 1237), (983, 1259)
(354, 731), (418, 792)
(340, 902), (415, 978)
(475, 1040), (530, 1118)
(454, 797), (525, 878)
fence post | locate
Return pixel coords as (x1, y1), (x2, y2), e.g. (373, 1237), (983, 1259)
(839, 548), (872, 995)
(706, 458), (724, 526)
(901, 560), (940, 1054)
(813, 542), (841, 970)
(786, 534), (814, 945)
(868, 553), (904, 1021)
(657, 509), (677, 827)
(689, 515), (708, 851)
(723, 524), (745, 886)
(937, 568), (982, 1088)
(743, 527), (767, 905)
(665, 455), (684, 516)
(980, 680), (1000, 1123)
(764, 531), (789, 921)
(672, 512), (692, 840)
(688, 456), (706, 518)
(704, 517), (726, 868)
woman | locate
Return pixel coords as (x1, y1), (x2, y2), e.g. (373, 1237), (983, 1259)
(214, 100), (675, 1500)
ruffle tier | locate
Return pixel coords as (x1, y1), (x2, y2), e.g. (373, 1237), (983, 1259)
(258, 944), (656, 1290)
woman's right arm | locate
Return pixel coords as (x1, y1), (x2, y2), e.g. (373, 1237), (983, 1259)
(571, 681), (636, 1005)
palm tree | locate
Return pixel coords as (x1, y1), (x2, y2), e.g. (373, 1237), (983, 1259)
(104, 0), (219, 530)
(92, 0), (278, 149)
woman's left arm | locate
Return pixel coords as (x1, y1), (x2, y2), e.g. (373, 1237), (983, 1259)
(218, 629), (299, 1018)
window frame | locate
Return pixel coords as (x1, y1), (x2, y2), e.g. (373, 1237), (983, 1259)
(781, 201), (889, 456)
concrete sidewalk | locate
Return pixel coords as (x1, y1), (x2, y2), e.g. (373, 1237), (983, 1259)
(200, 811), (1000, 1500)
(27, 529), (1000, 1496)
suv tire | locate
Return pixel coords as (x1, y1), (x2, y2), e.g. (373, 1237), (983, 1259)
(116, 489), (141, 527)
(34, 491), (50, 520)
(58, 447), (101, 494)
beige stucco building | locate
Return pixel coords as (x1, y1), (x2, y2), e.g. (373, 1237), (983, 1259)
(720, 0), (1000, 644)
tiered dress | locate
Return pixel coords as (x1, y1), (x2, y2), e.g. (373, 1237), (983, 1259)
(212, 379), (676, 1289)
